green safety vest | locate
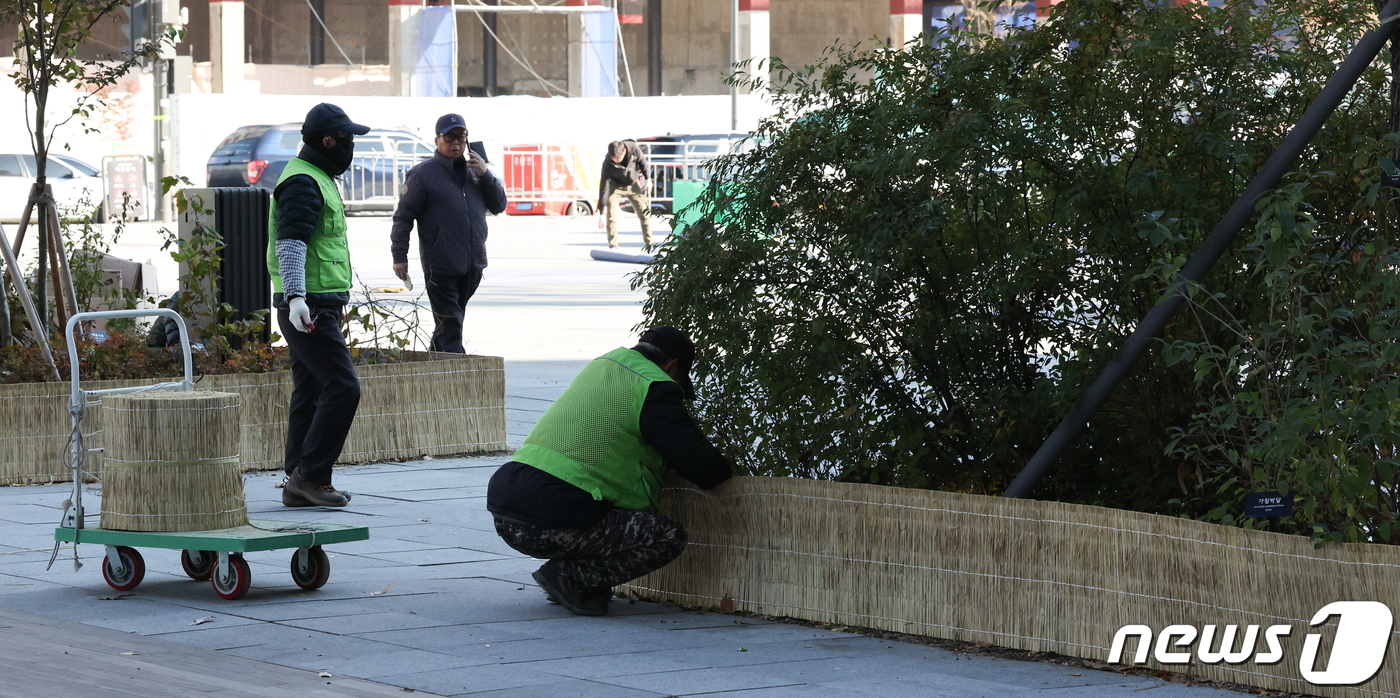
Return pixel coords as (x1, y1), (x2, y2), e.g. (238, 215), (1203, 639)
(266, 157), (352, 294)
(513, 348), (675, 512)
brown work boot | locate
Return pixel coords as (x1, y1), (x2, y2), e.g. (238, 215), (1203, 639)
(283, 471), (348, 507)
(279, 477), (351, 507)
(532, 562), (607, 616)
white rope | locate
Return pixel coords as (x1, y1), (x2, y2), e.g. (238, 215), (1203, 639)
(101, 505), (248, 518)
(0, 430), (98, 442)
(239, 404), (501, 427)
(103, 455), (240, 465)
(237, 441), (505, 468)
(101, 404), (239, 413)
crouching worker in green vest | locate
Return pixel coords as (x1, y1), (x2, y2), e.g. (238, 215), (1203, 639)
(265, 103), (369, 508)
(487, 327), (733, 616)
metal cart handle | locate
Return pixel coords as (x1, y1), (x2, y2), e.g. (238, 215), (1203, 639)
(58, 309), (196, 535)
(64, 309), (195, 408)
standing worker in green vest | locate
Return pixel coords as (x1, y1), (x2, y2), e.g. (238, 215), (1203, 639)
(266, 103), (369, 508)
(487, 327), (733, 615)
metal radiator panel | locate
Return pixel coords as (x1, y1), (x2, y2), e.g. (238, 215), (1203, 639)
(212, 188), (271, 344)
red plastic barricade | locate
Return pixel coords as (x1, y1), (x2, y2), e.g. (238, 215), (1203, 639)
(502, 144), (595, 217)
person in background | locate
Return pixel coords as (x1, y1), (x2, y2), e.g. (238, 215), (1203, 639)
(486, 327), (732, 616)
(390, 113), (507, 353)
(597, 139), (652, 250)
(266, 102), (368, 508)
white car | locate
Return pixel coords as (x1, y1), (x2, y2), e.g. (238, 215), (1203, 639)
(0, 153), (105, 224)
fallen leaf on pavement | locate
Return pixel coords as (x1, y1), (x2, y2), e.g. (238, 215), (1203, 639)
(733, 619), (749, 624)
(98, 594), (135, 601)
(418, 518), (430, 523)
(738, 647), (747, 652)
(119, 652), (139, 656)
(189, 616), (215, 626)
(1070, 673), (1081, 677)
(319, 672), (332, 678)
(1082, 661), (1130, 674)
(372, 584), (393, 596)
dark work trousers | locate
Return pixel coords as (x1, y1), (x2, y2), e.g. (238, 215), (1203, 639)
(278, 305), (361, 485)
(494, 510), (688, 593)
(425, 266), (484, 353)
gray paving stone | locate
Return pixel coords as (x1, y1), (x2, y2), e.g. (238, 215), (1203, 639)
(374, 662), (564, 695)
(357, 547), (511, 566)
(278, 610), (460, 634)
(451, 678), (668, 697)
(588, 661), (823, 695)
(355, 622), (550, 650)
(317, 647), (479, 679)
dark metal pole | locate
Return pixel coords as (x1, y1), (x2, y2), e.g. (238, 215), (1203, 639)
(648, 0), (662, 95)
(1002, 0), (1400, 499)
(484, 0), (498, 96)
(309, 0), (325, 65)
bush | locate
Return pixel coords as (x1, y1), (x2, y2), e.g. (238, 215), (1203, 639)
(1164, 177), (1400, 544)
(641, 0), (1396, 525)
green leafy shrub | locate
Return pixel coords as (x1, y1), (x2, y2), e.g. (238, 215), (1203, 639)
(641, 0), (1394, 520)
(1164, 174), (1400, 544)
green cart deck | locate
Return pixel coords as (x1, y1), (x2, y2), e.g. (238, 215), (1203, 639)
(55, 520), (369, 553)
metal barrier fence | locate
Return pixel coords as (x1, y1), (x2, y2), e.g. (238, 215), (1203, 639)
(499, 139), (743, 216)
(338, 150), (423, 212)
(355, 139), (748, 216)
(635, 139), (744, 210)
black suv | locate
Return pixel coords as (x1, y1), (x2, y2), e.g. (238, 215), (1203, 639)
(206, 124), (303, 191)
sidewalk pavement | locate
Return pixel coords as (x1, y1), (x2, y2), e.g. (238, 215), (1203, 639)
(0, 458), (1252, 698)
(0, 215), (1255, 696)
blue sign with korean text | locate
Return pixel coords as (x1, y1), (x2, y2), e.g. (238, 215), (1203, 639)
(1243, 492), (1294, 519)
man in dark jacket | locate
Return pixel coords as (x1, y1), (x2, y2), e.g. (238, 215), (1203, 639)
(597, 139), (651, 249)
(390, 113), (508, 353)
(486, 327), (732, 616)
(266, 103), (368, 508)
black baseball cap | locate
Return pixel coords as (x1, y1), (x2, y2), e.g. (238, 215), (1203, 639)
(301, 103), (370, 136)
(435, 113), (467, 135)
(639, 326), (696, 399)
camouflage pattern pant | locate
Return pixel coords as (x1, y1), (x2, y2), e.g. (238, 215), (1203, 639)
(494, 509), (687, 592)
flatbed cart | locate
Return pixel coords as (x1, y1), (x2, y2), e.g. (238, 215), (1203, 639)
(52, 309), (369, 600)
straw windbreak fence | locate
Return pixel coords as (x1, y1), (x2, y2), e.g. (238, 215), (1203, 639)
(0, 352), (506, 485)
(620, 475), (1400, 698)
(100, 391), (245, 532)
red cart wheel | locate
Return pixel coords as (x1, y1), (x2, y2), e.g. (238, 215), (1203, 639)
(289, 546), (330, 591)
(210, 554), (251, 600)
(102, 546), (145, 591)
(181, 549), (216, 581)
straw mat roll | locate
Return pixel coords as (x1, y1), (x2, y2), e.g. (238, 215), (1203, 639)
(99, 391), (245, 532)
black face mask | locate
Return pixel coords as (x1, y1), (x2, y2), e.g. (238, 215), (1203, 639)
(314, 137), (355, 175)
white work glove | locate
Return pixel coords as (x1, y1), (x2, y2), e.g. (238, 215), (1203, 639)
(288, 296), (314, 333)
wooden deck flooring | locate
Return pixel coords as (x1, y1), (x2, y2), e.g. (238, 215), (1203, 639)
(0, 608), (433, 698)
